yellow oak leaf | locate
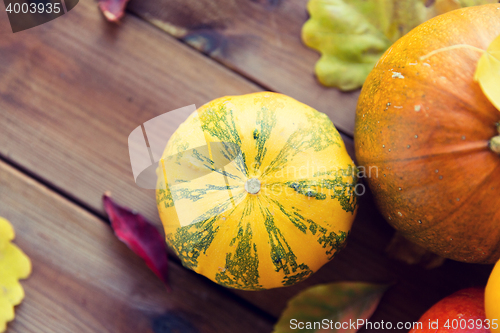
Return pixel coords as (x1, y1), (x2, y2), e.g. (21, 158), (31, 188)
(0, 217), (31, 332)
(475, 33), (500, 111)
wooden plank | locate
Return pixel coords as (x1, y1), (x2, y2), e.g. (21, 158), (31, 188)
(0, 160), (273, 333)
(0, 0), (262, 226)
(127, 0), (360, 135)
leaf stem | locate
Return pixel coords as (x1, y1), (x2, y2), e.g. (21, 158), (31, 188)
(419, 44), (485, 61)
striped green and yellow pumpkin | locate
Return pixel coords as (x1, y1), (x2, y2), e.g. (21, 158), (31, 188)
(156, 92), (358, 290)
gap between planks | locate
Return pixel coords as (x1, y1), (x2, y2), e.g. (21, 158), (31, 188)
(122, 8), (355, 141)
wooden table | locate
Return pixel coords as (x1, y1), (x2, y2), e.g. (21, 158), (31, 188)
(0, 1), (493, 332)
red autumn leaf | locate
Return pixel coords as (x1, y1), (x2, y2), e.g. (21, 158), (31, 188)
(98, 0), (130, 22)
(102, 192), (170, 290)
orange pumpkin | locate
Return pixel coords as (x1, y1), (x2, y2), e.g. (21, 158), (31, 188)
(354, 4), (500, 263)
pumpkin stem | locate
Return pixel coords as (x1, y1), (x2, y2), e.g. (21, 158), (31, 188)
(245, 178), (261, 194)
(491, 136), (500, 154)
(419, 44), (485, 61)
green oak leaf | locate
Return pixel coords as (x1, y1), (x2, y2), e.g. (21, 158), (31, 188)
(302, 0), (498, 91)
(273, 282), (388, 333)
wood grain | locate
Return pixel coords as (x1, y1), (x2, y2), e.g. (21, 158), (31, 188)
(231, 190), (493, 323)
(127, 0), (360, 135)
(0, 0), (261, 226)
(0, 160), (272, 333)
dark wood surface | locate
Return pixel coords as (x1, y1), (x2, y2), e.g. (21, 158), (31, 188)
(128, 0), (360, 135)
(0, 0), (493, 332)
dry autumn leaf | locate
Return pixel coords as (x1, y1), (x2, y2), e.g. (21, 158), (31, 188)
(0, 217), (31, 333)
(302, 0), (497, 91)
(475, 33), (500, 111)
(273, 282), (388, 333)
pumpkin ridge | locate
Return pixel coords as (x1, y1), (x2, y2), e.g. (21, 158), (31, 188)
(356, 5), (500, 264)
(366, 65), (499, 127)
(262, 128), (306, 177)
(265, 192), (350, 260)
(407, 162), (500, 262)
(363, 147), (500, 236)
(266, 197), (309, 234)
(215, 199), (264, 290)
(257, 200), (313, 284)
(167, 215), (221, 270)
(173, 183), (238, 202)
(156, 186), (173, 209)
(158, 92), (357, 289)
(202, 191), (245, 222)
(420, 84), (500, 126)
(253, 106), (277, 169)
(284, 174), (358, 214)
(372, 35), (499, 125)
(199, 105), (248, 176)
